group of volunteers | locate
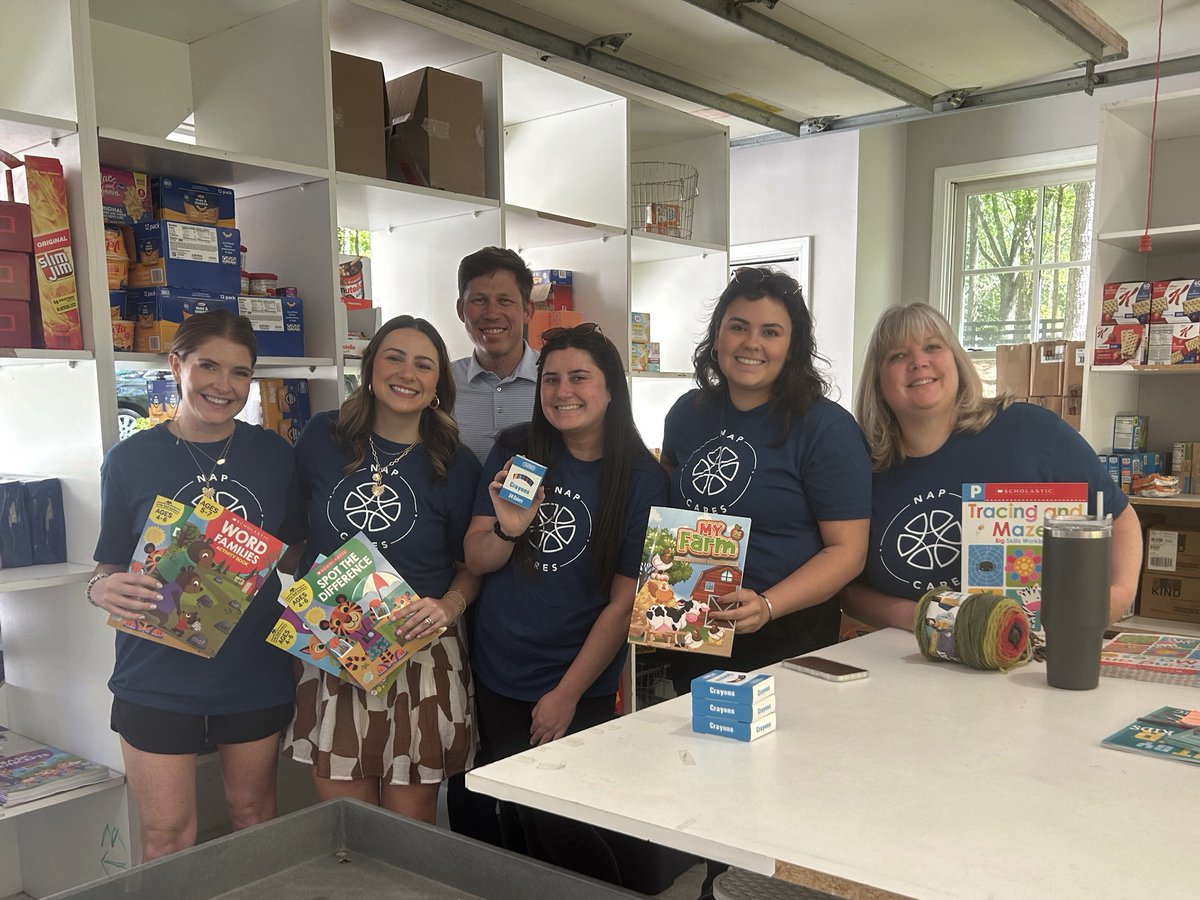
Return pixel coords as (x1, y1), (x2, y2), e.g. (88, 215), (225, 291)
(85, 247), (1141, 884)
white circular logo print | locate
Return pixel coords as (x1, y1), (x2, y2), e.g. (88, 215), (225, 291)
(880, 491), (961, 587)
(327, 468), (418, 547)
(678, 435), (757, 512)
(533, 487), (593, 572)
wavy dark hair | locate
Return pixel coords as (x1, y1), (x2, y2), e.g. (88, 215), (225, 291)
(498, 326), (654, 592)
(691, 267), (830, 445)
(170, 309), (257, 367)
(457, 246), (534, 305)
(333, 315), (460, 479)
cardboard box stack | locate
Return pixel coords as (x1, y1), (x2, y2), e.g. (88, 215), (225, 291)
(630, 311), (660, 372)
(995, 339), (1084, 429)
(690, 670), (777, 742)
(1094, 281), (1149, 367)
(1147, 279), (1200, 366)
(1140, 527), (1200, 625)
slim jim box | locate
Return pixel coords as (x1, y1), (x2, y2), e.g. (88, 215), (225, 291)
(11, 156), (82, 349)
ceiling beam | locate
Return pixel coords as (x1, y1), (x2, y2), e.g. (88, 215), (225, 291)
(677, 0), (935, 111)
(1009, 0), (1128, 62)
(398, 0), (806, 135)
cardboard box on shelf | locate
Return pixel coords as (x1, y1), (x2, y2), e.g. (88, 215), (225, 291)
(99, 167), (152, 225)
(151, 176), (236, 228)
(237, 295), (304, 356)
(0, 298), (33, 348)
(1171, 442), (1196, 494)
(386, 67), (485, 196)
(127, 287), (235, 353)
(995, 343), (1031, 396)
(1146, 528), (1200, 577)
(1139, 572), (1200, 625)
(528, 309), (583, 350)
(1115, 452), (1164, 494)
(0, 198), (32, 253)
(1113, 414), (1148, 452)
(126, 221), (241, 294)
(631, 341), (661, 372)
(531, 271), (574, 311)
(1030, 340), (1067, 395)
(1150, 278), (1200, 323)
(0, 249), (31, 302)
(331, 51), (388, 180)
(1093, 323), (1146, 367)
(1061, 393), (1081, 431)
(1147, 321), (1200, 366)
(1101, 280), (1151, 323)
(1061, 341), (1085, 397)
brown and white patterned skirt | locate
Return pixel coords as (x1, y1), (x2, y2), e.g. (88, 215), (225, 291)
(283, 625), (475, 785)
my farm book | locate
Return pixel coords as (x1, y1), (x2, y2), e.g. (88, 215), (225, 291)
(267, 533), (443, 694)
(0, 727), (111, 808)
(960, 482), (1088, 644)
(628, 507), (751, 657)
(1101, 706), (1200, 766)
(109, 494), (287, 658)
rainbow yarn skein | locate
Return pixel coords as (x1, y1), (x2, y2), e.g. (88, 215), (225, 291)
(915, 588), (1033, 671)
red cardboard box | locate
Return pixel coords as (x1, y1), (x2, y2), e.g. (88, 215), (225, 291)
(1093, 323), (1146, 367)
(1101, 281), (1151, 324)
(0, 298), (33, 348)
(0, 250), (31, 302)
(0, 200), (33, 253)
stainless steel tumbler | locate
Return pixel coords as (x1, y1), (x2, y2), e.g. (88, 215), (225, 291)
(1041, 514), (1112, 690)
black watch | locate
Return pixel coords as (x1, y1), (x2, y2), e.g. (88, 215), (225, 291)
(492, 521), (523, 542)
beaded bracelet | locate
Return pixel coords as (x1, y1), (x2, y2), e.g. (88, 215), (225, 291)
(86, 572), (110, 607)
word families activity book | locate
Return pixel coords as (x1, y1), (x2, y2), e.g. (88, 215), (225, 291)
(110, 495), (287, 657)
(628, 507), (751, 657)
(960, 482), (1088, 648)
(267, 533), (442, 694)
(1101, 706), (1200, 766)
(0, 727), (111, 808)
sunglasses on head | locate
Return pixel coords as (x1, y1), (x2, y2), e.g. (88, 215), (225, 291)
(731, 267), (802, 300)
(540, 322), (603, 343)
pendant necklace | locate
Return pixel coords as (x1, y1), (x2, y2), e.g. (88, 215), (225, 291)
(368, 434), (420, 498)
(175, 422), (235, 500)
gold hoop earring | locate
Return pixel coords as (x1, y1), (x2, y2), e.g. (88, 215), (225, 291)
(368, 382), (374, 396)
(430, 394), (441, 409)
(710, 347), (717, 361)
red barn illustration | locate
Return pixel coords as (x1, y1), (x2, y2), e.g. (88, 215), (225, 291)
(691, 564), (742, 604)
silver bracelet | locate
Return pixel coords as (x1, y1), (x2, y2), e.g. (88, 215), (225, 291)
(761, 593), (775, 621)
(86, 572), (109, 607)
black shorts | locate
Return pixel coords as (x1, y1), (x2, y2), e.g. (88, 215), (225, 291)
(111, 696), (293, 755)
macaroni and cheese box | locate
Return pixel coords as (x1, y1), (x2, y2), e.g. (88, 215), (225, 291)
(151, 176), (236, 228)
(1093, 323), (1146, 367)
(690, 670), (775, 704)
(1150, 279), (1200, 323)
(127, 287), (235, 353)
(1147, 321), (1200, 366)
(127, 221), (241, 294)
(237, 295), (304, 356)
(99, 167), (152, 225)
(1101, 281), (1151, 324)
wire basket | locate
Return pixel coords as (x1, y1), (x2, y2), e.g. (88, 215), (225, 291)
(631, 161), (699, 240)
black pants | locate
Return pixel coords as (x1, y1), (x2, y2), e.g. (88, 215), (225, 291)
(474, 679), (622, 886)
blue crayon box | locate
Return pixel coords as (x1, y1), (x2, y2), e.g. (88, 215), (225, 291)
(691, 670), (775, 704)
(499, 455), (547, 508)
(691, 694), (776, 724)
(692, 712), (777, 742)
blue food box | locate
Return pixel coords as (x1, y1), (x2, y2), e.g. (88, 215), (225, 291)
(23, 477), (66, 565)
(690, 670), (775, 704)
(532, 269), (573, 286)
(0, 478), (34, 569)
(151, 176), (236, 228)
(237, 295), (305, 357)
(126, 221), (241, 294)
(499, 454), (547, 508)
(127, 287), (235, 353)
(691, 694), (776, 724)
(692, 712), (777, 742)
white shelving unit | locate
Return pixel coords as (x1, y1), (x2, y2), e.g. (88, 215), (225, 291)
(1087, 87), (1200, 638)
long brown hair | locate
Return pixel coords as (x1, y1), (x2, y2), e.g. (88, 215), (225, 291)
(333, 316), (460, 479)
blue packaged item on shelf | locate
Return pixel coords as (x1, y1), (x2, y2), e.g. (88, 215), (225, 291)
(151, 176), (236, 228)
(127, 287), (236, 353)
(23, 477), (66, 565)
(0, 478), (34, 569)
(690, 670), (775, 704)
(126, 221), (241, 295)
(236, 296), (304, 356)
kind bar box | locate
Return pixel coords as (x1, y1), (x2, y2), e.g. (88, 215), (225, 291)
(692, 712), (777, 742)
(691, 694), (776, 724)
(127, 221), (241, 294)
(1146, 528), (1200, 577)
(1147, 321), (1200, 366)
(691, 670), (775, 704)
(331, 51), (389, 179)
(237, 295), (304, 356)
(386, 67), (484, 196)
(12, 155), (82, 349)
(100, 167), (152, 225)
(995, 343), (1032, 396)
(1102, 281), (1152, 323)
(1150, 279), (1200, 323)
(1030, 340), (1067, 395)
(1139, 573), (1200, 625)
(1094, 323), (1146, 367)
(499, 455), (547, 508)
(151, 176), (236, 228)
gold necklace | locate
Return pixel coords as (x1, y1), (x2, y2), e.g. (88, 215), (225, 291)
(368, 434), (420, 498)
(175, 423), (235, 500)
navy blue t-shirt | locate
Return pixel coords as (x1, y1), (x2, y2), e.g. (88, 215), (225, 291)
(95, 420), (304, 715)
(864, 402), (1129, 601)
(663, 390), (871, 671)
(294, 411), (480, 599)
(472, 436), (669, 702)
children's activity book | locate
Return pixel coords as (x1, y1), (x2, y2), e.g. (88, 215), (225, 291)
(1101, 706), (1200, 766)
(960, 482), (1089, 649)
(109, 495), (287, 658)
(628, 507), (751, 657)
(0, 727), (111, 808)
(1101, 633), (1200, 686)
(267, 533), (442, 694)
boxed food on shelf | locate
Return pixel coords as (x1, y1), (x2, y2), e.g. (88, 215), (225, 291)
(146, 378), (178, 423)
(1105, 452), (1164, 494)
(1093, 323), (1146, 367)
(995, 343), (1031, 396)
(11, 155), (83, 349)
(0, 196), (32, 253)
(1150, 278), (1200, 322)
(532, 269), (573, 311)
(1101, 280), (1151, 323)
(631, 311), (651, 343)
(111, 318), (134, 351)
(1113, 414), (1148, 451)
(151, 176), (236, 228)
(1171, 442), (1196, 494)
(528, 309), (583, 350)
(0, 249), (31, 301)
(1147, 321), (1200, 366)
(237, 295), (304, 356)
(1030, 340), (1067, 395)
(1146, 528), (1200, 577)
(99, 167), (152, 224)
(386, 67), (485, 197)
(331, 51), (389, 179)
(126, 221), (241, 294)
(127, 287), (236, 353)
(630, 341), (661, 372)
(0, 299), (33, 348)
(1139, 572), (1200, 625)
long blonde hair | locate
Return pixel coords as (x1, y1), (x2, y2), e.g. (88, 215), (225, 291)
(855, 303), (1011, 472)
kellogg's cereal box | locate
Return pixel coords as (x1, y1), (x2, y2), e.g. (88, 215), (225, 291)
(1093, 323), (1146, 367)
(1102, 281), (1151, 324)
(1150, 279), (1200, 323)
(1148, 321), (1200, 366)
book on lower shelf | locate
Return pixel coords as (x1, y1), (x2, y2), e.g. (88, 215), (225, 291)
(0, 727), (111, 808)
(1101, 706), (1200, 766)
(1101, 633), (1200, 685)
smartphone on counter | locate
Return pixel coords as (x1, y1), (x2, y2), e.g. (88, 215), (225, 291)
(782, 655), (869, 682)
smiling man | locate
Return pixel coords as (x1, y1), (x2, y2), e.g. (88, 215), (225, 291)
(451, 247), (539, 462)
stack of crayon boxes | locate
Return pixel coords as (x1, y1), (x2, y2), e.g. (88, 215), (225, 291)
(690, 670), (777, 742)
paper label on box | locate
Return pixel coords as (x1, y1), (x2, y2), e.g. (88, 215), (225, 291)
(1148, 531), (1179, 572)
(238, 296), (285, 331)
(165, 221), (219, 264)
